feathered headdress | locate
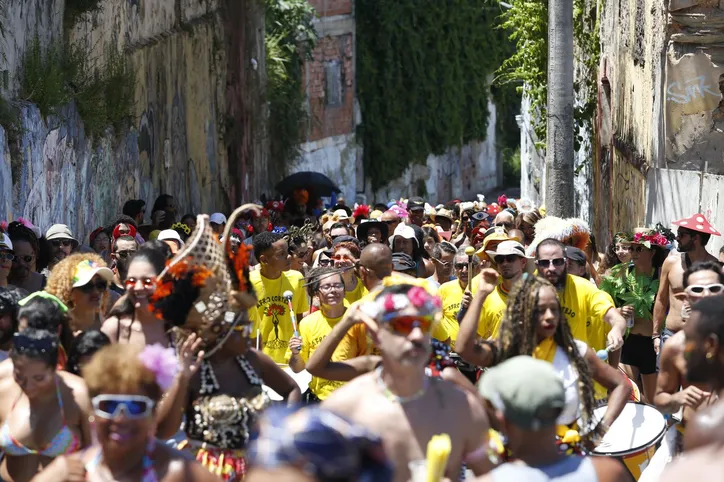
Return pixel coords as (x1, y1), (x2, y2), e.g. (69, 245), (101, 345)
(525, 217), (591, 257)
(352, 204), (370, 221)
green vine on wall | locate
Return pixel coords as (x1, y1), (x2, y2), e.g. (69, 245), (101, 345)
(496, 0), (601, 152)
(19, 36), (135, 138)
(264, 0), (317, 174)
(356, 0), (518, 191)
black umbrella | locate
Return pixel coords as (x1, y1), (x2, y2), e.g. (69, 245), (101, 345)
(275, 171), (341, 198)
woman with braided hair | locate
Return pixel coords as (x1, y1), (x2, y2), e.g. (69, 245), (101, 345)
(458, 270), (631, 453)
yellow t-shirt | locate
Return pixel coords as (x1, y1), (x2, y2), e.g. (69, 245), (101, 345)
(249, 270), (310, 364)
(438, 280), (465, 348)
(478, 284), (509, 339)
(344, 277), (369, 305)
(295, 309), (368, 400)
(559, 274), (615, 344)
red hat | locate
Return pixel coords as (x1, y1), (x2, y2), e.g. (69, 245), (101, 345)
(672, 214), (721, 236)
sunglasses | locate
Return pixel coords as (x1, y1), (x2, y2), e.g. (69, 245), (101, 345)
(0, 252), (14, 262)
(50, 239), (73, 248)
(536, 258), (566, 268)
(13, 254), (34, 263)
(630, 246), (648, 253)
(686, 284), (724, 295)
(332, 254), (354, 262)
(92, 394), (155, 420)
(454, 263), (468, 270)
(79, 280), (108, 293)
(115, 250), (137, 259)
(384, 220), (398, 225)
(494, 254), (520, 264)
(385, 316), (434, 335)
(318, 259), (332, 267)
(125, 277), (156, 290)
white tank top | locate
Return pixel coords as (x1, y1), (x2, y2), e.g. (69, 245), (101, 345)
(551, 339), (588, 426)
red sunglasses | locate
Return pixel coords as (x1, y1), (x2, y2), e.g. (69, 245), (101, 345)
(385, 316), (434, 335)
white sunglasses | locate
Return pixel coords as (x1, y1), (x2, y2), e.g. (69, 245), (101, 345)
(92, 394), (155, 420)
(686, 284), (724, 296)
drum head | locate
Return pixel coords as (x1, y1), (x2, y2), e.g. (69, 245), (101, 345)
(591, 402), (667, 456)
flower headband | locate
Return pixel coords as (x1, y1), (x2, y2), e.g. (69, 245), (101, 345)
(138, 344), (179, 391)
(172, 222), (191, 236)
(364, 286), (441, 322)
(632, 224), (674, 249)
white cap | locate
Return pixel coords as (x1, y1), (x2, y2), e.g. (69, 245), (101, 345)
(389, 224), (418, 247)
(209, 213), (227, 225)
(0, 233), (12, 251)
(485, 240), (528, 259)
(333, 209), (350, 221)
(158, 229), (185, 247)
(71, 260), (114, 288)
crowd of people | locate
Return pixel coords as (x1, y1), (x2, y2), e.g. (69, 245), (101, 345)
(0, 190), (724, 481)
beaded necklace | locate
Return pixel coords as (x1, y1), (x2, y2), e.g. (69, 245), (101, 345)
(375, 366), (429, 404)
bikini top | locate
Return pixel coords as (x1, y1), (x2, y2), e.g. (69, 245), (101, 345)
(85, 445), (158, 482)
(0, 377), (82, 457)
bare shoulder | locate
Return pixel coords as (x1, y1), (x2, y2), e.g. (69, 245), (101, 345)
(661, 445), (723, 480)
(591, 456), (633, 482)
(101, 316), (120, 339)
(322, 372), (376, 412)
(662, 332), (684, 357)
(58, 371), (91, 405)
(684, 400), (724, 450)
(0, 358), (14, 379)
(160, 445), (220, 482)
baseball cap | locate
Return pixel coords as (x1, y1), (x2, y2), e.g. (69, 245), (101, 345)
(209, 213), (227, 225)
(0, 233), (12, 251)
(158, 229), (185, 246)
(478, 356), (565, 430)
(391, 253), (416, 272)
(565, 246), (587, 265)
(485, 240), (527, 260)
(45, 224), (78, 244)
(408, 197), (425, 212)
(71, 259), (114, 288)
(389, 224), (418, 247)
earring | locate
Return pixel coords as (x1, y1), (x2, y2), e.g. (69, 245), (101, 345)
(707, 352), (715, 360)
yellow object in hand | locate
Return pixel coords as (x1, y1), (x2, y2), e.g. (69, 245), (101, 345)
(426, 433), (452, 482)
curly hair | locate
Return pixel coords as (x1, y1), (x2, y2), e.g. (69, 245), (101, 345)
(333, 241), (361, 259)
(82, 343), (162, 402)
(496, 275), (600, 442)
(45, 253), (110, 313)
(305, 267), (345, 298)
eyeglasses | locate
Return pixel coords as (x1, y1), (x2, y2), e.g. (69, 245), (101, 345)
(386, 316), (434, 335)
(319, 282), (345, 293)
(115, 250), (137, 259)
(50, 239), (73, 248)
(686, 284), (724, 296)
(536, 258), (566, 268)
(0, 252), (14, 262)
(433, 259), (450, 267)
(494, 254), (520, 264)
(92, 394), (155, 420)
(125, 277), (156, 290)
(454, 263), (468, 270)
(78, 280), (108, 293)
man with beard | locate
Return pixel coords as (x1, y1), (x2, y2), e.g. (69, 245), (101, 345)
(0, 288), (24, 361)
(535, 238), (625, 350)
(437, 248), (480, 349)
(456, 241), (528, 363)
(322, 284), (491, 481)
(653, 214), (720, 355)
(110, 235), (138, 294)
(45, 224), (79, 269)
(640, 262), (724, 481)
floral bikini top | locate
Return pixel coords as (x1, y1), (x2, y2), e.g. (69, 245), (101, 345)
(185, 355), (270, 449)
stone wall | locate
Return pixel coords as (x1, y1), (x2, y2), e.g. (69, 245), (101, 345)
(598, 0), (724, 254)
(0, 0), (267, 241)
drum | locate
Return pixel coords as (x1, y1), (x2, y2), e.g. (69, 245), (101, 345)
(262, 366), (312, 401)
(588, 402), (667, 480)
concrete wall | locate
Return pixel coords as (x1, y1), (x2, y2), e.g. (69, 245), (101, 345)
(598, 0), (724, 254)
(0, 0), (266, 241)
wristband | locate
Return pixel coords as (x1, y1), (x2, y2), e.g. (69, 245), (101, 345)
(652, 334), (661, 339)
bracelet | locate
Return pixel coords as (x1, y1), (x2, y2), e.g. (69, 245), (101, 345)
(651, 334), (661, 339)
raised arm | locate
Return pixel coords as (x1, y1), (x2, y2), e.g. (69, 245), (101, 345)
(456, 268), (498, 368)
(306, 305), (380, 381)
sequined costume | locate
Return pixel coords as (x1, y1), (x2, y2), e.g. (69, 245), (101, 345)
(177, 355), (271, 481)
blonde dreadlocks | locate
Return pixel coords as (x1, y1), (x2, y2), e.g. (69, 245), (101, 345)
(496, 274), (602, 442)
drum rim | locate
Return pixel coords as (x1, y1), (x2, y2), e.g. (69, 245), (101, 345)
(591, 402), (668, 457)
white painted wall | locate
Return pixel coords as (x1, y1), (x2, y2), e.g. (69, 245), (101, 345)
(293, 133), (358, 203)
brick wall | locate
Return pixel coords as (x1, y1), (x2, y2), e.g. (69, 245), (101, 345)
(309, 0), (352, 17)
(304, 33), (354, 141)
